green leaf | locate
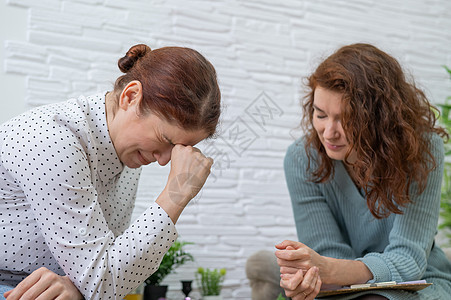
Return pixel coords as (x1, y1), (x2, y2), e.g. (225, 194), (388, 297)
(438, 68), (451, 245)
(444, 65), (451, 77)
(145, 240), (194, 286)
(276, 293), (287, 300)
(196, 267), (227, 296)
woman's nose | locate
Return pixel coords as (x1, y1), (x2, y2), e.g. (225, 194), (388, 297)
(155, 146), (173, 166)
(323, 121), (339, 140)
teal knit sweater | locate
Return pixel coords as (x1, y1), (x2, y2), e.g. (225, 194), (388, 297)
(284, 134), (451, 300)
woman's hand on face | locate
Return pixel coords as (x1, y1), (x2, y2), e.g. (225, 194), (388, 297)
(275, 240), (326, 279)
(165, 144), (213, 208)
(4, 267), (83, 300)
(280, 267), (322, 300)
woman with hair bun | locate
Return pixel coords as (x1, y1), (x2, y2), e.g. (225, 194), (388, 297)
(275, 43), (451, 299)
(0, 44), (221, 300)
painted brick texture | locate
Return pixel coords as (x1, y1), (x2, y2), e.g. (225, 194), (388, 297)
(3, 0), (451, 299)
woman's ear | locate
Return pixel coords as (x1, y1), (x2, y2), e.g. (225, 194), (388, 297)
(119, 80), (143, 111)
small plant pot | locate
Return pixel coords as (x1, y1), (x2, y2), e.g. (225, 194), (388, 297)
(202, 296), (222, 300)
(143, 284), (168, 300)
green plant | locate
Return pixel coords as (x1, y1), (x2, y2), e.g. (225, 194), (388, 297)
(439, 65), (451, 242)
(276, 293), (287, 300)
(196, 267), (227, 296)
(145, 240), (194, 286)
(444, 65), (451, 102)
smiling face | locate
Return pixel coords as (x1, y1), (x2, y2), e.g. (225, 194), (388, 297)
(107, 81), (208, 168)
(312, 86), (356, 162)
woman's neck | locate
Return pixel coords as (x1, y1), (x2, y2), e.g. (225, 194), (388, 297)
(105, 91), (117, 129)
(343, 162), (362, 190)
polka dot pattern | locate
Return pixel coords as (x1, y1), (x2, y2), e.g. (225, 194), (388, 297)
(0, 93), (178, 299)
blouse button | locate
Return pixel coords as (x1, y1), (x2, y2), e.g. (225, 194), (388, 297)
(79, 227), (87, 236)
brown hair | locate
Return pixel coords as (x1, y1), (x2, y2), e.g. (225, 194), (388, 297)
(302, 43), (448, 218)
(113, 44), (221, 137)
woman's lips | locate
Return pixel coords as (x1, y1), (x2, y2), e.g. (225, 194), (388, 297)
(137, 152), (152, 165)
(325, 142), (345, 151)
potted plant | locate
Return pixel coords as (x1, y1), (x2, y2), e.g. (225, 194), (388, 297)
(195, 267), (227, 300)
(439, 65), (451, 250)
(276, 293), (287, 300)
(144, 240), (194, 300)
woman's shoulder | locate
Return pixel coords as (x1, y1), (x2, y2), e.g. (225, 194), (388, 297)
(286, 136), (319, 160)
(0, 93), (106, 147)
(427, 131), (445, 160)
(429, 131), (445, 146)
(284, 136), (320, 173)
(4, 93), (104, 128)
(286, 137), (307, 160)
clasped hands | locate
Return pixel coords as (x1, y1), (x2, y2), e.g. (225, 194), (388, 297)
(275, 240), (324, 300)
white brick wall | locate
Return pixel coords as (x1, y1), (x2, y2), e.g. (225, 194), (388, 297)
(2, 0), (451, 299)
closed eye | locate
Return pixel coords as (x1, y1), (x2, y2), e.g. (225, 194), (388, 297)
(162, 134), (175, 146)
(313, 104), (327, 119)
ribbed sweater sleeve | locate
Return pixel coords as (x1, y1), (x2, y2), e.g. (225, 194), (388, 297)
(357, 134), (444, 283)
(284, 134), (444, 285)
(284, 139), (357, 259)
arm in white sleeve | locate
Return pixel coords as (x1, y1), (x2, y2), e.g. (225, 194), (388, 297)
(2, 126), (177, 300)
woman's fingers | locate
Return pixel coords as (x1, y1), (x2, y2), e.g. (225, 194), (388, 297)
(276, 242), (325, 276)
(276, 247), (308, 261)
(298, 266), (319, 296)
(280, 266), (300, 274)
(157, 145), (214, 223)
(298, 269), (322, 300)
(276, 247), (311, 272)
(280, 268), (305, 291)
(4, 267), (45, 300)
(171, 145), (213, 179)
(3, 290), (12, 298)
(311, 273), (322, 300)
(282, 267), (321, 299)
(35, 284), (63, 300)
(277, 257), (309, 271)
(4, 269), (83, 300)
(275, 240), (303, 250)
(35, 276), (79, 300)
(166, 145), (214, 207)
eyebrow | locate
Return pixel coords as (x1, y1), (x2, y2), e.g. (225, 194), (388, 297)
(312, 104), (325, 113)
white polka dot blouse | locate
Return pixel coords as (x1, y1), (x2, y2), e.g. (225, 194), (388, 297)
(0, 93), (178, 299)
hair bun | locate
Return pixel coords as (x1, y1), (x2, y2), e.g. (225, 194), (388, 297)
(118, 44), (151, 73)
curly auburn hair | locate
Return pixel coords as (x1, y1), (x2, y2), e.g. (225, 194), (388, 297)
(302, 43), (448, 218)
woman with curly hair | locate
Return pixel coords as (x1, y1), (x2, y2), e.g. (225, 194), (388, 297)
(276, 43), (451, 299)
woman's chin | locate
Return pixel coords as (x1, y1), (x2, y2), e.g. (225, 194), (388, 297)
(123, 160), (143, 169)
